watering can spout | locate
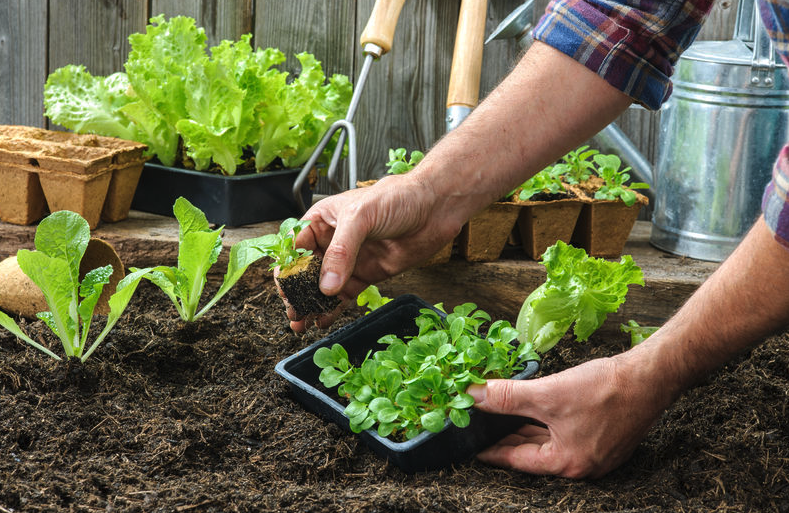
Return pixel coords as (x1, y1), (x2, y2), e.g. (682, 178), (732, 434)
(487, 0), (654, 200)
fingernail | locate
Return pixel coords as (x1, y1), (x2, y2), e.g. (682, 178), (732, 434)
(467, 384), (486, 403)
(320, 272), (341, 294)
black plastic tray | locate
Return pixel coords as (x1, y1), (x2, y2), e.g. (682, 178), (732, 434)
(130, 162), (312, 226)
(275, 294), (540, 473)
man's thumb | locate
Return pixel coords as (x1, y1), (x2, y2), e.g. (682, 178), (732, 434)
(467, 379), (536, 416)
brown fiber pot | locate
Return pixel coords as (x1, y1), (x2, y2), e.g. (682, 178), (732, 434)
(570, 193), (649, 258)
(37, 169), (114, 230)
(0, 162), (48, 225)
(0, 238), (125, 318)
(101, 160), (145, 222)
(458, 202), (521, 262)
(515, 198), (584, 260)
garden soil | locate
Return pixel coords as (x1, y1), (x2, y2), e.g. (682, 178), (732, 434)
(1, 278), (788, 512)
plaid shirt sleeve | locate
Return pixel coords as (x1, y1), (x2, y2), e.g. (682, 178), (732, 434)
(760, 0), (789, 249)
(532, 0), (714, 110)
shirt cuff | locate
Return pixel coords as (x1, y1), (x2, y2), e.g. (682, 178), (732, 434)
(533, 0), (711, 110)
(762, 145), (789, 250)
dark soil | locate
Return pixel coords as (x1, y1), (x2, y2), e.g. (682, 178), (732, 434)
(278, 255), (341, 318)
(2, 277), (789, 512)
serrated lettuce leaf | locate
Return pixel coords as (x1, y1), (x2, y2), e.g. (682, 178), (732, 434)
(516, 241), (644, 353)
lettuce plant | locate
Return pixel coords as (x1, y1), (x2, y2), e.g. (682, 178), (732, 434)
(516, 241), (645, 353)
(135, 197), (271, 321)
(513, 166), (566, 201)
(255, 218), (312, 271)
(385, 148), (424, 175)
(554, 145), (599, 185)
(44, 15), (352, 175)
(592, 154), (650, 206)
(0, 211), (151, 361)
(620, 320), (659, 347)
(314, 303), (538, 440)
(356, 285), (392, 314)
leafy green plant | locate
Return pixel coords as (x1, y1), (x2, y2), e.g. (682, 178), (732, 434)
(620, 320), (659, 347)
(385, 148), (424, 175)
(512, 166), (566, 201)
(255, 218), (313, 271)
(356, 285), (392, 314)
(134, 197), (272, 321)
(314, 303), (538, 440)
(516, 241), (645, 353)
(44, 15), (352, 175)
(592, 154), (650, 206)
(554, 145), (599, 184)
(0, 211), (151, 361)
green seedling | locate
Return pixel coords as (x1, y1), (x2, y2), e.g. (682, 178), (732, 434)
(592, 154), (650, 206)
(135, 197), (272, 321)
(513, 166), (566, 201)
(356, 285), (392, 314)
(385, 148), (424, 175)
(314, 303), (538, 440)
(0, 211), (151, 361)
(554, 145), (599, 184)
(620, 320), (659, 347)
(255, 217), (313, 271)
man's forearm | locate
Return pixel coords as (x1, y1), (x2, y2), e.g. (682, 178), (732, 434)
(624, 216), (789, 404)
(405, 41), (633, 229)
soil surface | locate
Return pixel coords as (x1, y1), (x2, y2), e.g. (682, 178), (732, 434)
(2, 277), (788, 512)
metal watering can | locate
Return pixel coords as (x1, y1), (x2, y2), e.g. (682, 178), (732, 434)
(488, 0), (789, 262)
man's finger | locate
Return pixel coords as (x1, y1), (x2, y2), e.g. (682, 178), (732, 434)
(468, 378), (550, 418)
(476, 441), (561, 475)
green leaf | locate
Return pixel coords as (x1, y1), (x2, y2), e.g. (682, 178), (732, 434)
(0, 310), (61, 360)
(449, 407), (471, 428)
(448, 393), (475, 409)
(421, 410), (446, 433)
(33, 211), (90, 283)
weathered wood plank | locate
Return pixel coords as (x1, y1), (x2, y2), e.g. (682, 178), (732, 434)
(354, 0), (460, 183)
(0, 0), (48, 127)
(151, 0), (254, 47)
(48, 1), (148, 76)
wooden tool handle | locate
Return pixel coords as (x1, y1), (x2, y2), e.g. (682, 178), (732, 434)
(447, 0), (489, 108)
(360, 0), (407, 54)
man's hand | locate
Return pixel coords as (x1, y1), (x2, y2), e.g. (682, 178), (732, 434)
(467, 350), (674, 478)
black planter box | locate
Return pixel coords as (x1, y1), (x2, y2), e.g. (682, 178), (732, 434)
(130, 162), (313, 226)
(275, 294), (540, 473)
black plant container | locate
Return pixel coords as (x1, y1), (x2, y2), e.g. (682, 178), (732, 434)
(275, 294), (540, 473)
(130, 162), (313, 226)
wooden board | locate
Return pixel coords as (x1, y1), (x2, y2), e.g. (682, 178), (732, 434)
(0, 214), (720, 332)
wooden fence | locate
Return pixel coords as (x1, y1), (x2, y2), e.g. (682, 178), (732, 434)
(0, 0), (738, 190)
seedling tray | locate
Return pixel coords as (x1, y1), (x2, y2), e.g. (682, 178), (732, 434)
(275, 294), (540, 473)
(130, 162), (313, 226)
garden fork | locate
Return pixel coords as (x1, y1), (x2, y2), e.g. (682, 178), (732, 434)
(293, 0), (407, 213)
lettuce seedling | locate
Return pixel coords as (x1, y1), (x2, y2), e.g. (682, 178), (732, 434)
(513, 166), (567, 201)
(620, 320), (659, 347)
(135, 197), (272, 321)
(554, 145), (599, 185)
(0, 211), (151, 361)
(314, 303), (538, 440)
(356, 285), (392, 314)
(385, 148), (424, 175)
(516, 241), (644, 353)
(592, 154), (650, 206)
(255, 217), (313, 271)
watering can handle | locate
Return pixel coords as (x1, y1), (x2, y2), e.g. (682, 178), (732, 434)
(447, 0), (489, 109)
(360, 0), (407, 55)
(751, 0), (777, 87)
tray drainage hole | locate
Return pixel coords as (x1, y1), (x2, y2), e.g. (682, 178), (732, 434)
(28, 158), (40, 167)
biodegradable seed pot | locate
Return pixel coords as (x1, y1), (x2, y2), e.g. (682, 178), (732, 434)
(511, 189), (584, 260)
(458, 201), (521, 262)
(276, 254), (341, 318)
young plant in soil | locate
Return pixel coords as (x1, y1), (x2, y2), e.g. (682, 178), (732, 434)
(516, 240), (645, 352)
(0, 211), (151, 361)
(511, 166), (568, 202)
(133, 196), (271, 321)
(620, 320), (659, 347)
(385, 148), (424, 175)
(314, 303), (539, 440)
(553, 145), (599, 185)
(356, 285), (392, 314)
(591, 154), (650, 206)
(259, 217), (340, 317)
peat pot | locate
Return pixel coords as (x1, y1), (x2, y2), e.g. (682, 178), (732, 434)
(651, 26), (789, 261)
(275, 294), (540, 473)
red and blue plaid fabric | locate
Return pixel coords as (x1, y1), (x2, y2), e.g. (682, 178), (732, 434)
(536, 0), (789, 248)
